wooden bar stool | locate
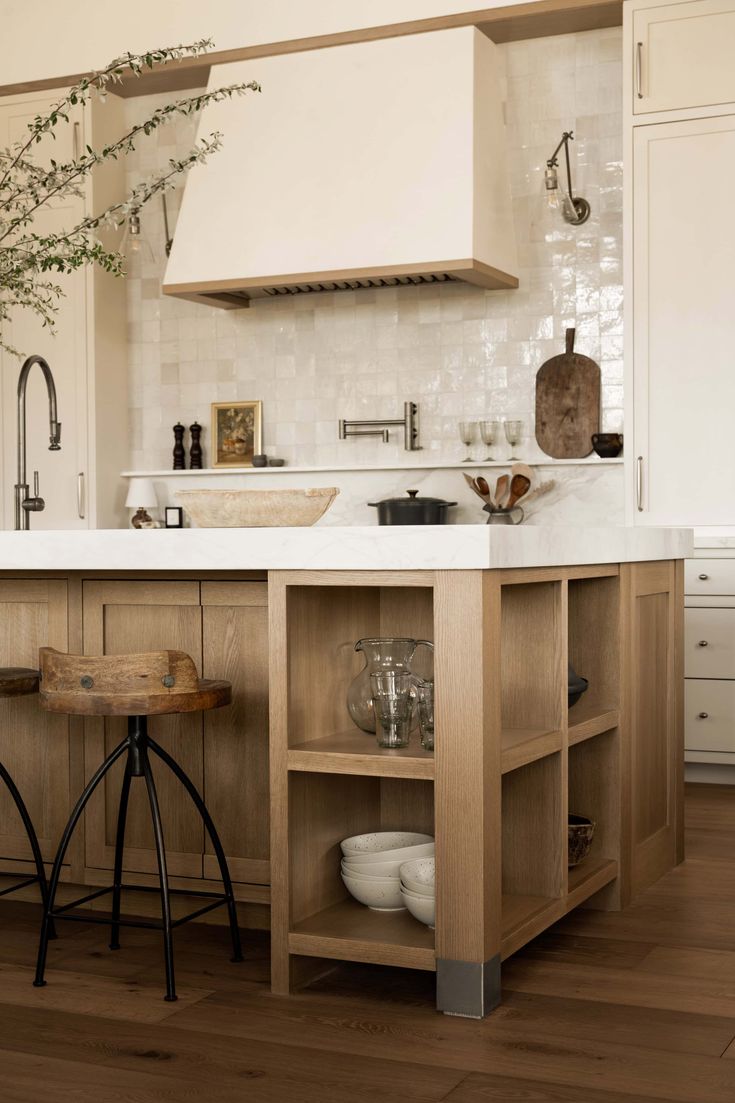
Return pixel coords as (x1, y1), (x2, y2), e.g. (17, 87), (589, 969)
(0, 668), (54, 930)
(33, 648), (242, 1001)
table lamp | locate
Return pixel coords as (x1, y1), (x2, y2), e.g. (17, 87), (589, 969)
(125, 478), (158, 528)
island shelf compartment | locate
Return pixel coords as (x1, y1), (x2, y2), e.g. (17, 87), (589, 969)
(282, 579), (434, 773)
(567, 727), (620, 907)
(499, 579), (565, 774)
(285, 770), (435, 971)
(501, 752), (565, 959)
(568, 574), (621, 744)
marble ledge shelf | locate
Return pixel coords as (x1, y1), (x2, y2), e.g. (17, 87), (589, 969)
(122, 458), (625, 478)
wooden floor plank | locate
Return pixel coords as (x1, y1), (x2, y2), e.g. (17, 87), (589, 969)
(440, 1071), (679, 1103)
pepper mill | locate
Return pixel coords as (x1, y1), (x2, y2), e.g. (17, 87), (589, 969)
(172, 423), (186, 470)
(189, 421), (203, 470)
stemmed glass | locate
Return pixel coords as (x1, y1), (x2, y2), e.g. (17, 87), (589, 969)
(479, 420), (500, 462)
(504, 419), (524, 461)
(458, 421), (477, 463)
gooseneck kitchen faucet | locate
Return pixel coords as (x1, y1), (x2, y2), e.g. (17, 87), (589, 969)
(14, 355), (62, 530)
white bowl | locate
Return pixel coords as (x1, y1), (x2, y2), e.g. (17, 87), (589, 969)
(341, 857), (404, 878)
(341, 861), (400, 882)
(176, 487), (339, 528)
(399, 857), (435, 896)
(401, 886), (435, 928)
(340, 832), (434, 859)
(342, 872), (404, 911)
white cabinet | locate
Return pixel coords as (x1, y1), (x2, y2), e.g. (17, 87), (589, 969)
(0, 90), (128, 530)
(633, 1), (735, 114)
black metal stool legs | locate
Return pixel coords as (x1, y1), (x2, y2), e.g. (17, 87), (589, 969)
(34, 738), (129, 988)
(109, 753), (132, 952)
(139, 729), (177, 1002)
(149, 736), (243, 964)
(0, 761), (56, 939)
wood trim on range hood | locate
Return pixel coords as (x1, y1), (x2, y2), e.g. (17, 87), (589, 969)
(163, 259), (519, 310)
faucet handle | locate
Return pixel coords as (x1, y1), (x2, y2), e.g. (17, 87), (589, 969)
(22, 471), (45, 513)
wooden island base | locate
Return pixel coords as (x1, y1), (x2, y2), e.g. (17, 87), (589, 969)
(0, 561), (682, 1019)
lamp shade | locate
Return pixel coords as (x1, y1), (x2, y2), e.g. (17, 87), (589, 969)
(125, 477), (158, 509)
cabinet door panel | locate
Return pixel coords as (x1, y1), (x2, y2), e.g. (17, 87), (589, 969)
(0, 580), (69, 867)
(202, 581), (269, 885)
(685, 607), (735, 678)
(82, 581), (204, 878)
(685, 678), (735, 752)
(633, 1), (735, 115)
(633, 116), (735, 524)
(621, 561), (683, 899)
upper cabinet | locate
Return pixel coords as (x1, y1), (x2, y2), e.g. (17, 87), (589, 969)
(0, 90), (128, 530)
(163, 28), (518, 307)
(633, 0), (735, 114)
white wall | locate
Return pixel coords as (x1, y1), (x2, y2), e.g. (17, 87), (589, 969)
(0, 0), (525, 87)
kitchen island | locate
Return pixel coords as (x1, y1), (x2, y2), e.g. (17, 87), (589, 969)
(0, 525), (691, 1018)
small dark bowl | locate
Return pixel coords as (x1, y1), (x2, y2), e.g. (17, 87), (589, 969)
(568, 814), (596, 867)
(252, 455), (268, 468)
(568, 662), (589, 708)
(591, 432), (623, 458)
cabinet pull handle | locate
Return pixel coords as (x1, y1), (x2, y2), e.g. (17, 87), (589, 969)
(697, 640), (709, 647)
(697, 712), (709, 719)
(77, 471), (86, 519)
(73, 121), (81, 160)
(698, 573), (709, 581)
(636, 456), (644, 512)
(635, 42), (643, 99)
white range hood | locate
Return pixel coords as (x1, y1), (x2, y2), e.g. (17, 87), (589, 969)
(163, 27), (519, 308)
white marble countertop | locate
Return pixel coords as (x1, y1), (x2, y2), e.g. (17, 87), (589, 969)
(0, 526), (693, 572)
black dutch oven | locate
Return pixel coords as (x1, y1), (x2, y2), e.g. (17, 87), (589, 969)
(368, 489), (457, 525)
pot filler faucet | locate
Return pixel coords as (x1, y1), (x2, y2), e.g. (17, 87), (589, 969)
(14, 354), (62, 530)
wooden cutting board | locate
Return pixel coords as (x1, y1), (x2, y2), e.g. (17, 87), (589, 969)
(535, 328), (601, 458)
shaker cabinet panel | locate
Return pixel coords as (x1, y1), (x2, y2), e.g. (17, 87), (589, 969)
(82, 581), (205, 878)
(685, 607), (735, 678)
(685, 679), (735, 753)
(632, 115), (735, 524)
(633, 1), (735, 114)
(0, 580), (70, 869)
(202, 582), (270, 886)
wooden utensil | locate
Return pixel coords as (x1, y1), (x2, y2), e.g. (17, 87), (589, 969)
(494, 474), (510, 509)
(510, 462), (534, 484)
(535, 328), (601, 458)
(506, 473), (531, 509)
(476, 476), (497, 509)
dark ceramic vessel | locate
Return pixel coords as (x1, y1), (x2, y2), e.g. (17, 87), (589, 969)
(591, 432), (623, 458)
(568, 662), (589, 708)
(568, 813), (596, 867)
(368, 489), (457, 525)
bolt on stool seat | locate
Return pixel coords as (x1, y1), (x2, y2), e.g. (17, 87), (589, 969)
(0, 668), (55, 929)
(34, 647), (242, 1001)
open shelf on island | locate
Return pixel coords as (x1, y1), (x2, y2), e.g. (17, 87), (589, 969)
(289, 898), (435, 971)
(501, 894), (563, 960)
(501, 728), (563, 774)
(288, 731), (434, 779)
(567, 858), (618, 909)
(568, 700), (619, 746)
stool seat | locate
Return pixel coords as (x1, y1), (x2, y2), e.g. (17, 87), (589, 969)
(39, 648), (231, 716)
(0, 667), (39, 697)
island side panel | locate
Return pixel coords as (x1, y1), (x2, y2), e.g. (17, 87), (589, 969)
(434, 570), (502, 1018)
(619, 560), (683, 904)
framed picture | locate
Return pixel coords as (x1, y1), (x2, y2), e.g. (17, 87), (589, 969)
(211, 401), (263, 467)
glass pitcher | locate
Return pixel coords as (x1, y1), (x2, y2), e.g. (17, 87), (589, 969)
(347, 637), (434, 733)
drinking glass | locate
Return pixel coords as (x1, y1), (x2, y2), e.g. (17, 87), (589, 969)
(458, 421), (477, 463)
(504, 419), (524, 460)
(370, 671), (413, 749)
(416, 680), (435, 752)
(479, 420), (501, 462)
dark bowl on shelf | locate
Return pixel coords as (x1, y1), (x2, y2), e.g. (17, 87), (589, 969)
(591, 432), (623, 458)
(568, 814), (596, 867)
(568, 662), (589, 708)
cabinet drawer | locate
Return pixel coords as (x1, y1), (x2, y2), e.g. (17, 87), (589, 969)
(633, 2), (735, 115)
(686, 559), (735, 596)
(686, 679), (735, 752)
(685, 608), (735, 677)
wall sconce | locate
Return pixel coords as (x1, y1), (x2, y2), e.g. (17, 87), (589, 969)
(121, 209), (154, 264)
(161, 192), (174, 257)
(544, 131), (590, 226)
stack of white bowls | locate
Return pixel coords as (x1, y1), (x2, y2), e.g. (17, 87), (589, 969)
(340, 832), (434, 912)
(399, 856), (435, 928)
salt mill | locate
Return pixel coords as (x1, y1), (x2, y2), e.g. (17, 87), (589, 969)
(172, 423), (186, 470)
(189, 421), (203, 469)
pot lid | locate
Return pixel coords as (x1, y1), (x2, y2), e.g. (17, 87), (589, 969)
(368, 489), (458, 508)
